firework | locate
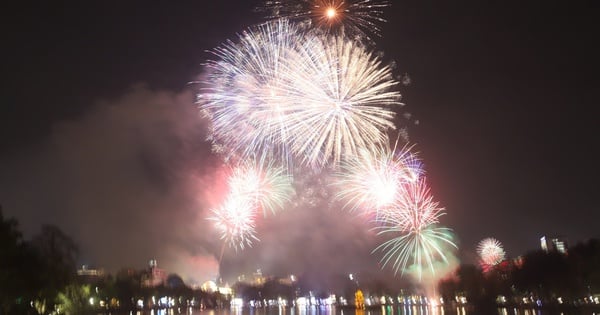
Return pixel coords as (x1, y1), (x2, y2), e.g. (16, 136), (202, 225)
(209, 197), (258, 251)
(286, 34), (401, 167)
(199, 19), (303, 165)
(198, 3), (458, 280)
(199, 19), (402, 168)
(209, 156), (293, 250)
(477, 238), (506, 271)
(228, 158), (295, 216)
(333, 142), (423, 215)
(373, 179), (457, 279)
(375, 224), (456, 280)
(389, 179), (443, 229)
(258, 0), (390, 40)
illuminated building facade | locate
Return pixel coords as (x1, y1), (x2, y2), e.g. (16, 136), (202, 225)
(540, 235), (568, 254)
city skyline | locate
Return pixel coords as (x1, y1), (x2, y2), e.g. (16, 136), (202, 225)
(1, 1), (598, 286)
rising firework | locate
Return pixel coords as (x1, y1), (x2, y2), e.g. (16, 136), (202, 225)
(198, 19), (402, 168)
(477, 237), (506, 271)
(258, 0), (390, 40)
(333, 141), (422, 215)
(373, 179), (457, 279)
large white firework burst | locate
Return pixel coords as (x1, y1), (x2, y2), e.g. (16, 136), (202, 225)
(199, 19), (303, 165)
(286, 34), (401, 167)
(198, 19), (402, 169)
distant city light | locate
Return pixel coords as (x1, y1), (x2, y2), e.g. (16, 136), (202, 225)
(231, 298), (244, 307)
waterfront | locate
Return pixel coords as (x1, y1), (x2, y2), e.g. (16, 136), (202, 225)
(98, 305), (600, 315)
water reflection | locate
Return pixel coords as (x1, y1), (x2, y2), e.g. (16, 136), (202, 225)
(116, 306), (599, 315)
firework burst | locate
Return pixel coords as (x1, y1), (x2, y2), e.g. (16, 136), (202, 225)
(209, 156), (293, 250)
(389, 179), (443, 228)
(373, 179), (457, 279)
(199, 19), (303, 165)
(199, 19), (402, 169)
(333, 141), (422, 215)
(209, 197), (258, 251)
(258, 0), (390, 40)
(477, 237), (506, 271)
(198, 3), (458, 280)
(286, 34), (402, 167)
(375, 224), (456, 280)
(228, 157), (295, 216)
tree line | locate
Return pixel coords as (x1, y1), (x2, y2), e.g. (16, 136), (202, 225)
(1, 208), (224, 314)
(4, 206), (600, 313)
(438, 239), (600, 310)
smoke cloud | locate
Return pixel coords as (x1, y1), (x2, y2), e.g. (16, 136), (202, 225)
(0, 84), (435, 290)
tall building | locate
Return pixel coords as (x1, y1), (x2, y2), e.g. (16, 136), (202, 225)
(540, 235), (568, 254)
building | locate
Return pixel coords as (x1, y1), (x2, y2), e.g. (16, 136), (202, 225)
(77, 265), (105, 283)
(77, 265), (105, 277)
(236, 269), (268, 286)
(142, 259), (167, 287)
(540, 235), (568, 254)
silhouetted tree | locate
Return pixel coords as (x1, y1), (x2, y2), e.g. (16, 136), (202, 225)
(262, 279), (294, 301)
(0, 208), (42, 314)
(513, 249), (576, 302)
(55, 284), (92, 315)
(568, 239), (600, 296)
(112, 268), (143, 310)
(30, 224), (79, 313)
(455, 264), (486, 303)
(233, 282), (261, 301)
(166, 273), (185, 289)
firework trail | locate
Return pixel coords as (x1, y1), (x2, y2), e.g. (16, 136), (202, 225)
(199, 19), (402, 169)
(373, 179), (457, 279)
(477, 237), (506, 272)
(258, 0), (390, 41)
(333, 141), (422, 216)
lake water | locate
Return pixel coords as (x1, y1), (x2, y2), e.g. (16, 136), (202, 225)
(104, 305), (600, 315)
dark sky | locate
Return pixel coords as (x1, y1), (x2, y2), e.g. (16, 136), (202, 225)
(1, 1), (598, 288)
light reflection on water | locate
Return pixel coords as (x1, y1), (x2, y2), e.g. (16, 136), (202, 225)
(112, 306), (600, 315)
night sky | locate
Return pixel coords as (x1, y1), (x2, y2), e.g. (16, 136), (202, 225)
(1, 1), (598, 287)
